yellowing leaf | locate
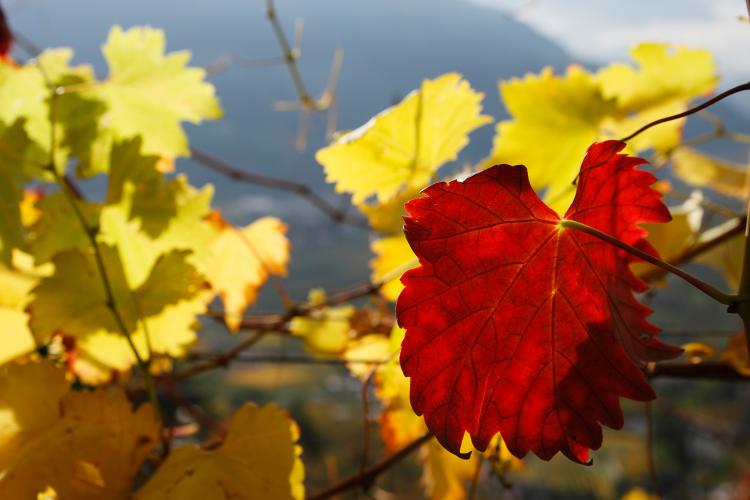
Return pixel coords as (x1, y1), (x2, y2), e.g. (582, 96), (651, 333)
(421, 438), (478, 500)
(0, 251), (48, 365)
(135, 403), (304, 500)
(99, 141), (215, 288)
(0, 361), (158, 499)
(483, 66), (614, 212)
(0, 121), (31, 264)
(290, 290), (354, 355)
(371, 233), (417, 301)
(597, 43), (716, 110)
(206, 216), (290, 331)
(598, 43), (717, 154)
(0, 48), (96, 172)
(720, 332), (750, 376)
(621, 487), (659, 500)
(83, 26), (222, 173)
(672, 147), (748, 198)
(317, 73), (491, 204)
(357, 187), (419, 233)
(695, 221), (744, 291)
(30, 192), (100, 264)
(29, 248), (206, 377)
(634, 196), (703, 284)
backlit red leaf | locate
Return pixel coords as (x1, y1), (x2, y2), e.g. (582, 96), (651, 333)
(396, 140), (681, 463)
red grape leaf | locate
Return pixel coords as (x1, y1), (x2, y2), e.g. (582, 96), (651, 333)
(396, 140), (681, 464)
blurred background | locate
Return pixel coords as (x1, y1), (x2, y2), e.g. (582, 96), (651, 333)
(5, 0), (750, 498)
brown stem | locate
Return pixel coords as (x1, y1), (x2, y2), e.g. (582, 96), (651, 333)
(189, 146), (369, 228)
(620, 82), (750, 143)
(307, 432), (433, 500)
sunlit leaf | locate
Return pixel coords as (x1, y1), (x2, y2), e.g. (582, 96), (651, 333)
(671, 147), (748, 199)
(317, 73), (491, 204)
(290, 289), (355, 356)
(135, 403), (304, 500)
(206, 215), (290, 332)
(370, 234), (417, 301)
(0, 361), (158, 499)
(29, 247), (206, 377)
(597, 43), (717, 154)
(482, 66), (614, 212)
(81, 26), (222, 174)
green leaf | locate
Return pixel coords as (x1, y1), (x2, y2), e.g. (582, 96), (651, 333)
(79, 26), (222, 175)
(29, 247), (207, 376)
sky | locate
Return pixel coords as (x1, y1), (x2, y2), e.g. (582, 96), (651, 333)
(469, 0), (750, 87)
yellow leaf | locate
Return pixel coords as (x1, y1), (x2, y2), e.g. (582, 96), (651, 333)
(695, 221), (744, 291)
(371, 234), (417, 301)
(135, 403), (304, 500)
(37, 486), (58, 500)
(99, 141), (216, 288)
(290, 290), (355, 356)
(598, 43), (717, 154)
(206, 216), (290, 332)
(634, 196), (702, 284)
(597, 43), (716, 110)
(317, 73), (491, 204)
(29, 248), (206, 378)
(483, 66), (615, 212)
(671, 147), (748, 198)
(421, 438), (478, 500)
(357, 187), (419, 233)
(0, 120), (34, 264)
(0, 251), (49, 365)
(82, 26), (221, 174)
(30, 192), (100, 264)
(621, 487), (659, 500)
(344, 333), (393, 379)
(720, 332), (750, 376)
(0, 361), (158, 499)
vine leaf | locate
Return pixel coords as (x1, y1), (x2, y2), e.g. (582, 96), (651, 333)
(370, 234), (416, 302)
(0, 252), (47, 365)
(290, 289), (354, 355)
(79, 26), (222, 174)
(671, 147), (748, 199)
(597, 43), (716, 155)
(0, 361), (158, 499)
(481, 66), (615, 212)
(134, 403), (304, 500)
(206, 215), (290, 332)
(396, 141), (681, 463)
(29, 248), (207, 379)
(316, 73), (491, 205)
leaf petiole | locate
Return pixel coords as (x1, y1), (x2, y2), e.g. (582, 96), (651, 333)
(560, 219), (736, 306)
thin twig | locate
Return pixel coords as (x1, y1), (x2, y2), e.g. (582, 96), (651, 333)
(307, 432), (433, 500)
(189, 146), (369, 228)
(621, 82), (750, 142)
(162, 331), (266, 384)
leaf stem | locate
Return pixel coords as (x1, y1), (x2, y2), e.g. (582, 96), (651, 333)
(46, 90), (168, 454)
(620, 81), (750, 143)
(560, 219), (736, 306)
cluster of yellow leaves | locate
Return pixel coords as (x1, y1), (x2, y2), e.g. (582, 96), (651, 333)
(0, 361), (158, 499)
(0, 29), (291, 379)
(0, 361), (305, 500)
(135, 403), (304, 500)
